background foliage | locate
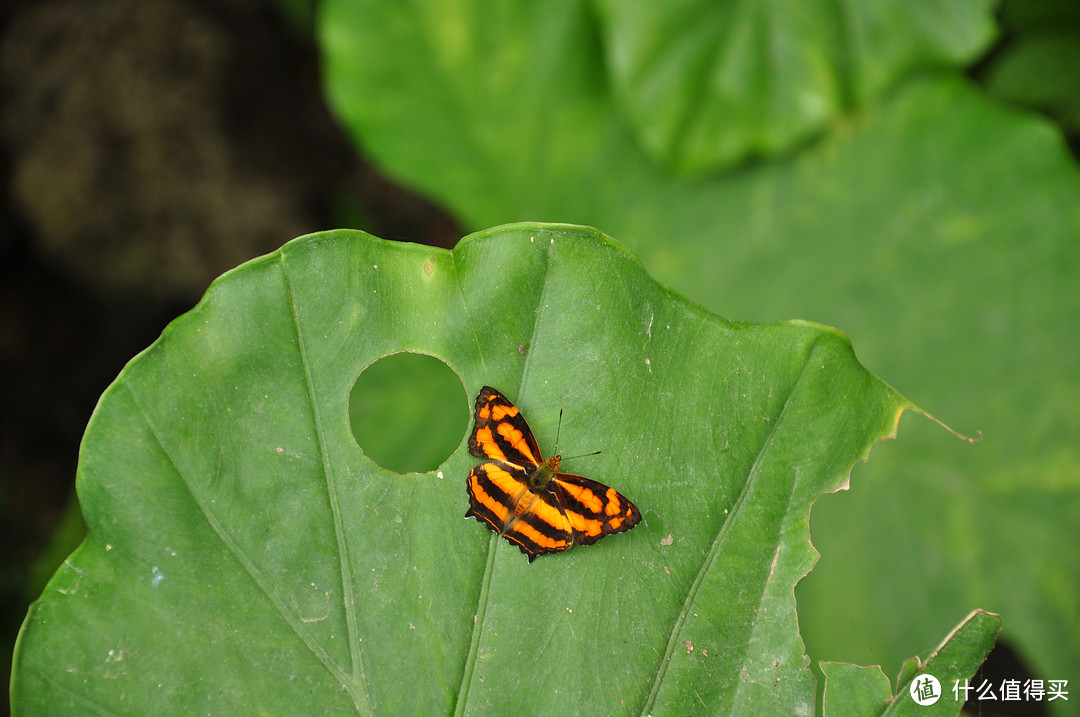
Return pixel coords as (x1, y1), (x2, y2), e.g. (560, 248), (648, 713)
(318, 0), (1080, 712)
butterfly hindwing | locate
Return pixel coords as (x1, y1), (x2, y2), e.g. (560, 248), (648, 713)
(552, 472), (642, 546)
(465, 460), (530, 534)
(465, 460), (574, 562)
(468, 386), (543, 467)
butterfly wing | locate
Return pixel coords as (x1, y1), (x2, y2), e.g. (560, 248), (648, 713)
(465, 460), (529, 535)
(465, 386), (640, 562)
(552, 472), (642, 547)
(466, 460), (574, 562)
(468, 386), (543, 467)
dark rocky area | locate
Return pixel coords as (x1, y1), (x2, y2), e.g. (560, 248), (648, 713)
(0, 0), (457, 705)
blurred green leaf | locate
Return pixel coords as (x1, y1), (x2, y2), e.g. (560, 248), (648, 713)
(591, 0), (996, 173)
(983, 34), (1080, 133)
(13, 225), (911, 713)
(999, 0), (1080, 31)
(319, 1), (1080, 704)
(349, 351), (468, 474)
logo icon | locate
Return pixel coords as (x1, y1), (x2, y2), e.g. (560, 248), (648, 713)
(910, 674), (941, 706)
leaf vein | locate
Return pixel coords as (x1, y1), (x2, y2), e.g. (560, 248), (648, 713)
(124, 383), (362, 709)
(639, 337), (815, 714)
(279, 253), (373, 714)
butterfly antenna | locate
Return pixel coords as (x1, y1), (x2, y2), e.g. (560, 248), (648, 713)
(554, 407), (602, 463)
(561, 449), (603, 463)
(553, 407), (564, 455)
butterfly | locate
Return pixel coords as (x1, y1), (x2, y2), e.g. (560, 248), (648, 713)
(465, 386), (641, 562)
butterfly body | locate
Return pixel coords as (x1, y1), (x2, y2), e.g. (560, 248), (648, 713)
(465, 386), (641, 562)
(528, 455), (559, 490)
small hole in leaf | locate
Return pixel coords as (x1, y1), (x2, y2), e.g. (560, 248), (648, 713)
(349, 352), (468, 474)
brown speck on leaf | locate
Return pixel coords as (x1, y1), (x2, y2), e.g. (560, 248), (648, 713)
(684, 641), (693, 653)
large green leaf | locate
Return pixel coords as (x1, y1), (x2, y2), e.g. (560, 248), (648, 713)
(591, 0), (995, 173)
(319, 0), (1080, 703)
(13, 224), (910, 714)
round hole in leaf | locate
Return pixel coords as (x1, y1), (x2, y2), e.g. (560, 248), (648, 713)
(349, 352), (468, 474)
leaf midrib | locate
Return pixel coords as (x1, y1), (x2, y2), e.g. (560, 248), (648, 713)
(452, 231), (558, 715)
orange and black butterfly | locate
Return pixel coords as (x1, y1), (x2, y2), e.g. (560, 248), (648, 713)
(465, 386), (641, 562)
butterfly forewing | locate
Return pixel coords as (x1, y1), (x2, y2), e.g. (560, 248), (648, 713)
(464, 386), (641, 562)
(468, 386), (543, 466)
